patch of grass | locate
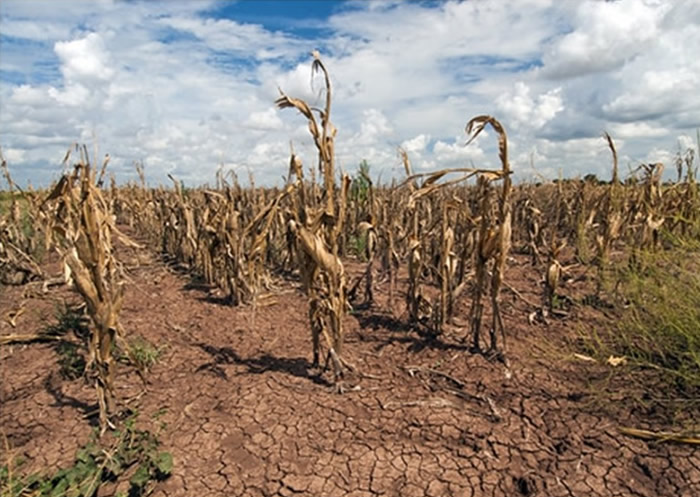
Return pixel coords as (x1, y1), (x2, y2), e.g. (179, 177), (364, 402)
(577, 233), (700, 424)
(55, 341), (87, 380)
(1, 411), (172, 497)
(125, 337), (163, 376)
(612, 240), (699, 390)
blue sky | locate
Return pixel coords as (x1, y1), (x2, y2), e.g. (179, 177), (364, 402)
(207, 0), (347, 36)
(1, 0), (699, 187)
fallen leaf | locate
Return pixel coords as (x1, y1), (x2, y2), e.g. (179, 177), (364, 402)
(527, 311), (537, 325)
(607, 355), (627, 367)
(6, 305), (25, 328)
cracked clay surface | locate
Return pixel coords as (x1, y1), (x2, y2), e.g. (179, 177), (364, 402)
(1, 241), (698, 497)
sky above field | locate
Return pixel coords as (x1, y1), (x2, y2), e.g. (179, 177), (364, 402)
(1, 0), (699, 187)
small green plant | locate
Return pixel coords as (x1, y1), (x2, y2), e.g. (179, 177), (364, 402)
(347, 233), (368, 261)
(125, 337), (163, 377)
(350, 159), (371, 205)
(55, 341), (87, 380)
(1, 412), (172, 497)
(45, 304), (90, 339)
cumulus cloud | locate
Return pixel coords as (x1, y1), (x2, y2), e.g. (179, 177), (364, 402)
(0, 0), (698, 187)
(54, 33), (115, 82)
(3, 148), (26, 163)
(401, 134), (430, 155)
(678, 134), (697, 152)
(433, 139), (485, 165)
(10, 85), (49, 105)
(608, 122), (669, 139)
(244, 108), (284, 131)
(496, 82), (563, 131)
(160, 16), (305, 60)
(541, 0), (667, 79)
(355, 109), (393, 144)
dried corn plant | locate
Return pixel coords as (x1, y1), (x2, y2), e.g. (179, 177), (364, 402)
(347, 165), (379, 307)
(571, 179), (598, 264)
(465, 116), (512, 357)
(277, 52), (353, 382)
(624, 162), (665, 273)
(348, 218), (378, 306)
(512, 193), (543, 266)
(435, 201), (457, 332)
(0, 150), (45, 284)
(543, 175), (567, 311)
(42, 145), (127, 433)
(595, 133), (625, 292)
(634, 162), (665, 250)
(394, 116), (512, 354)
(670, 147), (699, 237)
(544, 239), (566, 312)
(117, 169), (291, 307)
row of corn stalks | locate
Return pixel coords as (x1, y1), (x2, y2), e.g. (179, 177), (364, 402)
(111, 55), (699, 377)
(2, 56), (699, 393)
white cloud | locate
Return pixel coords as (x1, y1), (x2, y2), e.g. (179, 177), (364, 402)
(678, 134), (696, 151)
(643, 147), (674, 168)
(433, 138), (485, 166)
(160, 16), (305, 60)
(356, 109), (393, 143)
(496, 82), (563, 131)
(10, 85), (49, 106)
(401, 134), (430, 154)
(54, 33), (115, 82)
(0, 19), (70, 41)
(2, 148), (25, 163)
(0, 0), (698, 187)
(48, 83), (90, 106)
(541, 0), (667, 79)
(608, 122), (669, 139)
(603, 66), (700, 121)
(244, 108), (284, 131)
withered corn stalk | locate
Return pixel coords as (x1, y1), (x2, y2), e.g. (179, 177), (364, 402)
(595, 132), (624, 293)
(544, 176), (565, 311)
(277, 52), (353, 381)
(42, 145), (127, 433)
(396, 116), (512, 353)
(635, 162), (665, 250)
(118, 165), (291, 307)
(347, 218), (377, 306)
(466, 116), (512, 356)
(347, 167), (378, 307)
(0, 149), (44, 284)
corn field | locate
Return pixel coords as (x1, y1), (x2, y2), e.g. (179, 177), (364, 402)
(2, 54), (700, 428)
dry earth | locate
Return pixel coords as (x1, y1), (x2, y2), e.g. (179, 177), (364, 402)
(1, 234), (699, 497)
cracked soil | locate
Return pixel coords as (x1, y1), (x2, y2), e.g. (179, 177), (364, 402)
(1, 235), (699, 497)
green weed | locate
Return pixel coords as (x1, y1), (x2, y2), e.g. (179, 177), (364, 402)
(577, 232), (700, 425)
(125, 337), (163, 376)
(1, 411), (172, 497)
(347, 233), (368, 261)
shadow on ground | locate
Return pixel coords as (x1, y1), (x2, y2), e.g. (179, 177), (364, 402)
(195, 343), (331, 387)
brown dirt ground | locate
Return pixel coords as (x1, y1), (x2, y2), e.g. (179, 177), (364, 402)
(1, 233), (699, 497)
